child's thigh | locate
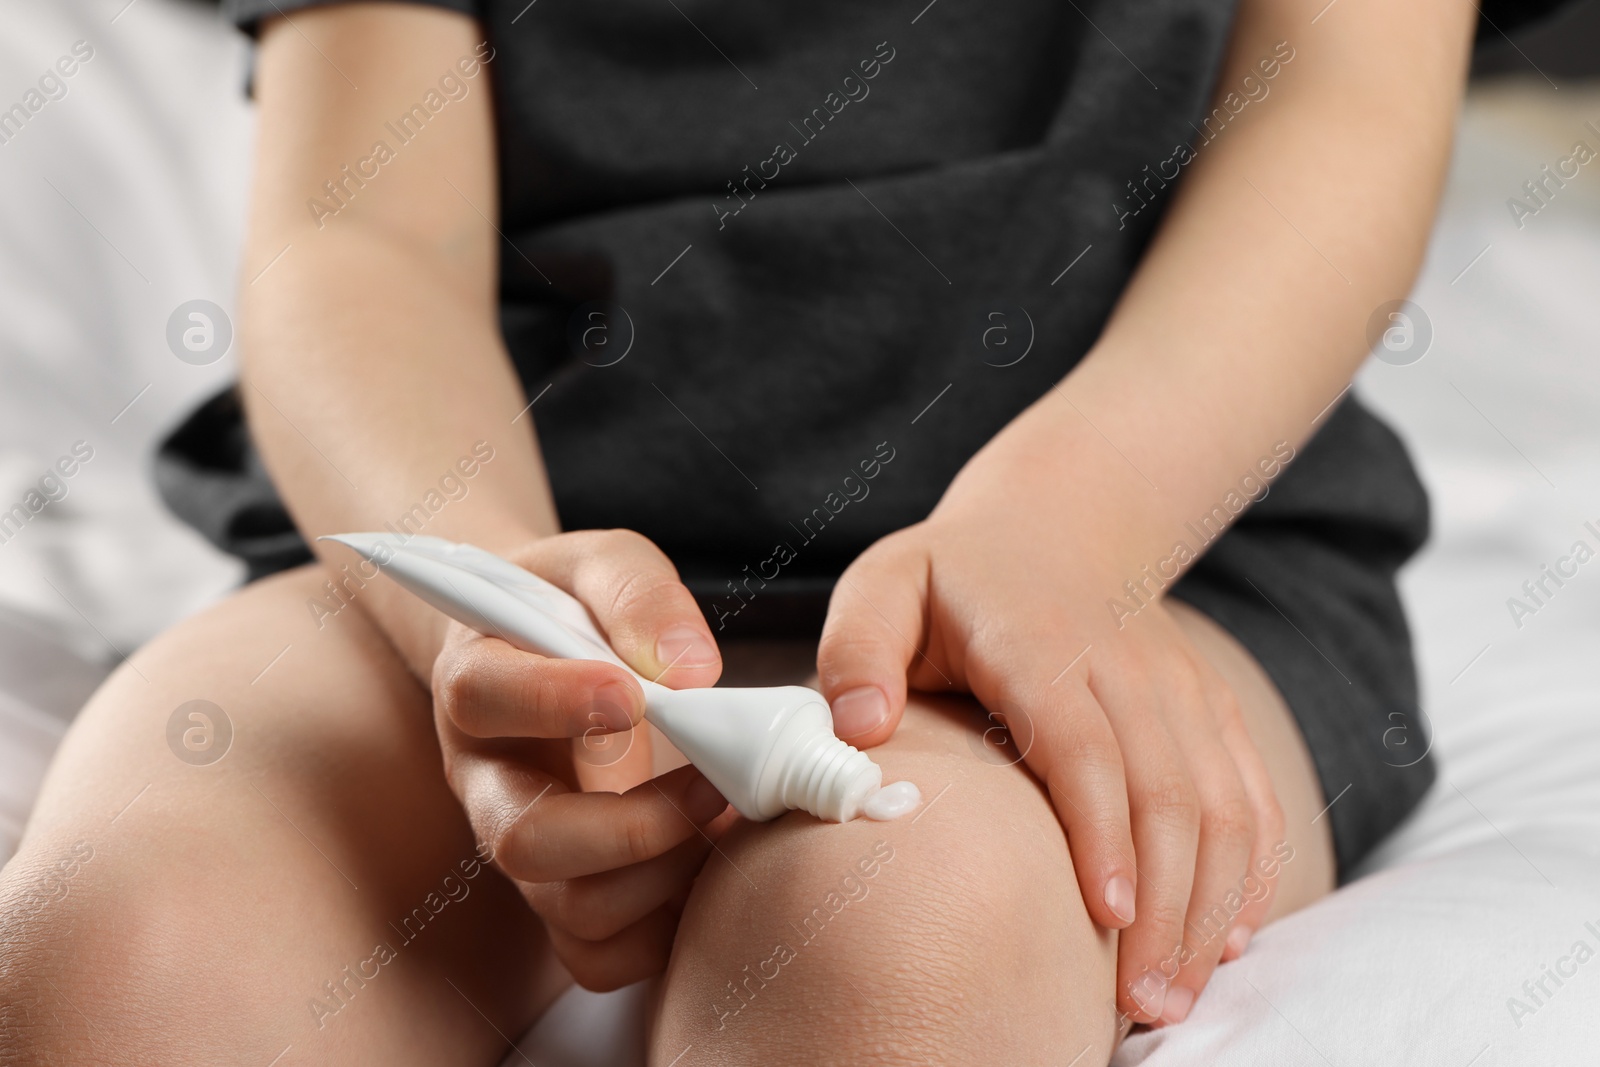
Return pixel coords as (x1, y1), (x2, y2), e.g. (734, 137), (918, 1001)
(0, 566), (565, 1066)
(653, 693), (1122, 1067)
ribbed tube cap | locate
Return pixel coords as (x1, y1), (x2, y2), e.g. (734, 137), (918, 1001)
(778, 732), (883, 821)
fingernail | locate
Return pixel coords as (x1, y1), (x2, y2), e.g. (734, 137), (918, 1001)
(655, 625), (719, 670)
(831, 686), (889, 739)
(1225, 923), (1253, 958)
(593, 683), (638, 731)
(686, 775), (728, 822)
(1160, 985), (1194, 1025)
(1104, 875), (1136, 924)
(1133, 975), (1168, 1020)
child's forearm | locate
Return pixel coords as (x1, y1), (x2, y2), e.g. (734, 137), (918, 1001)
(958, 0), (1477, 570)
(240, 7), (559, 674)
(241, 232), (560, 672)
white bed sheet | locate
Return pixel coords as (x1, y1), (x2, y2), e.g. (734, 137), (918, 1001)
(1, 3), (1597, 1062)
(0, 0), (248, 855)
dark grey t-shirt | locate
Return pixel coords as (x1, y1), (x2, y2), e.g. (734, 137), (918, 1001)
(206, 0), (1273, 601)
(197, 0), (1557, 610)
(192, 0), (1543, 616)
(159, 0), (1562, 870)
(480, 0), (1241, 619)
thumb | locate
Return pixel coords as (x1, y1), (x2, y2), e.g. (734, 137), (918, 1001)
(816, 538), (928, 747)
(527, 529), (722, 690)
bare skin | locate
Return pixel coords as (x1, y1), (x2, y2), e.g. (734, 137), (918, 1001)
(0, 564), (1325, 1065)
(0, 0), (1477, 1060)
(653, 598), (1334, 1065)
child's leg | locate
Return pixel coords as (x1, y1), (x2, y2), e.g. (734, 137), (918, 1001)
(652, 599), (1335, 1065)
(1, 564), (1334, 1066)
(0, 567), (567, 1065)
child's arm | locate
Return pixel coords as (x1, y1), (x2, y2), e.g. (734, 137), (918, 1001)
(242, 6), (565, 676)
(1003, 0), (1476, 555)
(242, 5), (730, 990)
(816, 0), (1478, 1024)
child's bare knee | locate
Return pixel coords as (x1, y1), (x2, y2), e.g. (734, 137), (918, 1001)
(0, 850), (162, 1063)
(655, 748), (1116, 1065)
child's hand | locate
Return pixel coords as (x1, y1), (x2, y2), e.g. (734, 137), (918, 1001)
(815, 477), (1284, 1026)
(429, 530), (732, 991)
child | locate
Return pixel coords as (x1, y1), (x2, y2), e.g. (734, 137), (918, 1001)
(2, 0), (1546, 1062)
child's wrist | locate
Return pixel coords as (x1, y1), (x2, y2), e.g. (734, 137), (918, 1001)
(938, 402), (1171, 569)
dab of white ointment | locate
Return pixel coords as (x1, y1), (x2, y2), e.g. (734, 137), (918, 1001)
(324, 533), (904, 824)
(862, 780), (922, 821)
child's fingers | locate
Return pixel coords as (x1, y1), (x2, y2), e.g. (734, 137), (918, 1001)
(1154, 671), (1255, 1025)
(519, 833), (713, 943)
(815, 537), (928, 746)
(1209, 681), (1285, 961)
(525, 529), (722, 688)
(1087, 656), (1202, 1025)
(1021, 674), (1139, 935)
(546, 901), (685, 993)
(433, 634), (644, 739)
(489, 763), (727, 884)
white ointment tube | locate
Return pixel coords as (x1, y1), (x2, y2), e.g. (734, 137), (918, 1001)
(323, 534), (899, 822)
